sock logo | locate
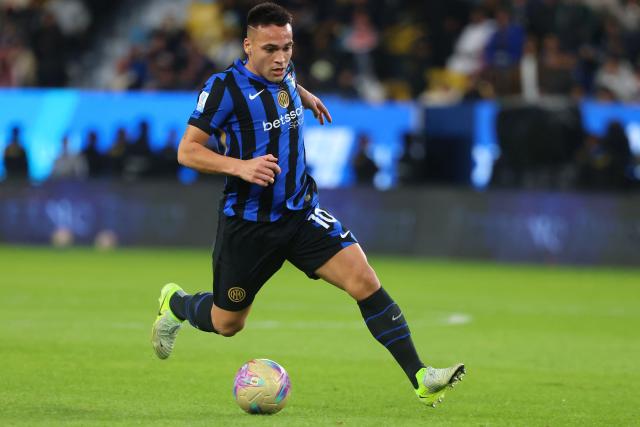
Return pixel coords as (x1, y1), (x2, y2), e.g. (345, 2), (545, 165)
(228, 287), (246, 303)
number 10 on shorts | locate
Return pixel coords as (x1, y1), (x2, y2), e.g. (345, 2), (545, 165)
(307, 207), (336, 229)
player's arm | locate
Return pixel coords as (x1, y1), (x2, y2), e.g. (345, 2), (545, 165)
(297, 84), (332, 125)
(178, 125), (281, 187)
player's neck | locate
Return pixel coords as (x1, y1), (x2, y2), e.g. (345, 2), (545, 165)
(244, 60), (266, 80)
(244, 60), (259, 76)
(243, 59), (279, 84)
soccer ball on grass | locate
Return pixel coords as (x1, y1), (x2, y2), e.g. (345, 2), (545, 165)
(233, 358), (291, 414)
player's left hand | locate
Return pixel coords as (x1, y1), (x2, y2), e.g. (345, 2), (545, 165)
(298, 85), (332, 125)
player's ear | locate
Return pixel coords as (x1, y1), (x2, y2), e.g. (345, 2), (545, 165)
(243, 38), (251, 57)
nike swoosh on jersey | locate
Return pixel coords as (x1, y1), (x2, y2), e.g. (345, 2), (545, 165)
(340, 230), (350, 239)
(392, 313), (402, 321)
(249, 89), (265, 100)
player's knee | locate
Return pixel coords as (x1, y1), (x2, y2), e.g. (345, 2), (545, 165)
(347, 265), (380, 299)
(216, 322), (244, 337)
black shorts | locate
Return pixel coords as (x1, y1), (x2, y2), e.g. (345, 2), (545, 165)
(211, 204), (358, 311)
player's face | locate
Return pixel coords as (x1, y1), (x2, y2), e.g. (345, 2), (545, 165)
(244, 24), (293, 82)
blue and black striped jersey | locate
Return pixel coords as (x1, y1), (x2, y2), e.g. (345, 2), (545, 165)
(188, 59), (318, 222)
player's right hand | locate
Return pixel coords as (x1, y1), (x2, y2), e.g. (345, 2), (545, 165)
(237, 154), (281, 187)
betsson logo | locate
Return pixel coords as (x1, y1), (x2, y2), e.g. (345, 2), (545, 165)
(262, 106), (305, 131)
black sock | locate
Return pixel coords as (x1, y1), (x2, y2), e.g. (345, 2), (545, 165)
(358, 287), (424, 388)
(170, 292), (217, 333)
(169, 290), (188, 320)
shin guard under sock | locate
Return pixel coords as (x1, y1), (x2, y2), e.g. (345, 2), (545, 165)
(358, 287), (424, 388)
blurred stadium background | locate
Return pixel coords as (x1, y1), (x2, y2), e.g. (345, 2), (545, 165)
(1, 1), (639, 425)
(1, 0), (639, 263)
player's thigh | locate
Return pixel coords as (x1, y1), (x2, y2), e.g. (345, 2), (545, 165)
(286, 205), (378, 300)
(212, 214), (286, 312)
(314, 243), (380, 301)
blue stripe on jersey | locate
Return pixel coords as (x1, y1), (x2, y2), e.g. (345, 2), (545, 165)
(187, 59), (318, 222)
(232, 69), (273, 221)
(281, 84), (300, 205)
(222, 70), (257, 220)
(249, 79), (281, 222)
(189, 74), (232, 134)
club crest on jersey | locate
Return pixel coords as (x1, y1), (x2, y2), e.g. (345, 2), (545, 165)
(228, 287), (246, 303)
(277, 90), (290, 108)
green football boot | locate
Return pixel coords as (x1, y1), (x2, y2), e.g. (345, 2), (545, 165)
(151, 283), (184, 359)
(415, 364), (465, 407)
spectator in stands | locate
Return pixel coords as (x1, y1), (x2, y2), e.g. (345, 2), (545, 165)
(175, 31), (214, 89)
(601, 121), (633, 188)
(352, 133), (378, 186)
(485, 8), (524, 69)
(537, 34), (576, 96)
(340, 8), (384, 102)
(447, 7), (496, 76)
(576, 133), (602, 188)
(152, 128), (179, 179)
(599, 15), (627, 60)
(397, 132), (427, 186)
(112, 45), (148, 90)
(3, 125), (28, 180)
(594, 55), (639, 102)
(123, 120), (154, 180)
(483, 8), (525, 96)
(304, 16), (344, 95)
(46, 0), (91, 41)
(51, 135), (88, 179)
(82, 130), (104, 178)
(554, 0), (599, 53)
(378, 13), (430, 99)
(0, 21), (37, 87)
(616, 0), (640, 32)
(519, 36), (540, 101)
(104, 127), (128, 178)
(526, 0), (559, 40)
(145, 28), (177, 90)
(574, 44), (601, 95)
(33, 11), (68, 87)
(577, 122), (633, 190)
(404, 35), (432, 99)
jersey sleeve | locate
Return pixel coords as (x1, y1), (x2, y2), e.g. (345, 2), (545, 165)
(188, 75), (231, 135)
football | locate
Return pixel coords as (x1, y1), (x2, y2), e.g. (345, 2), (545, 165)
(233, 359), (291, 414)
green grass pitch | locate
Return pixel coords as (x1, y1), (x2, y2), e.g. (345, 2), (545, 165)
(1, 245), (638, 426)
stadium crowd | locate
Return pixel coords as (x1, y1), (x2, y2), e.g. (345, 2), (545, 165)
(1, 0), (639, 190)
(4, 0), (640, 102)
(3, 122), (181, 181)
(108, 0), (640, 102)
(0, 0), (119, 87)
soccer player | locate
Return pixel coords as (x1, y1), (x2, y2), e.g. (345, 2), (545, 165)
(151, 2), (465, 407)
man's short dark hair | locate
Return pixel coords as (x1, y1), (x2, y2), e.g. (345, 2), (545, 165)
(247, 2), (293, 28)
